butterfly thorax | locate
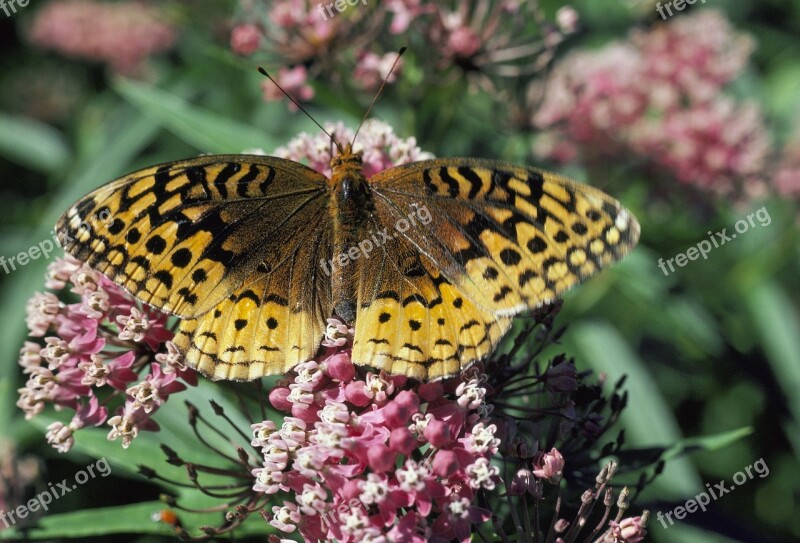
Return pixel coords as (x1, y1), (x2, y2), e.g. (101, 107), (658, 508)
(329, 144), (374, 324)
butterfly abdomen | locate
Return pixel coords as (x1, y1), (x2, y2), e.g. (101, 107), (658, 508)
(328, 148), (374, 324)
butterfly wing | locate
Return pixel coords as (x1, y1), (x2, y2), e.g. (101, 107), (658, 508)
(57, 155), (334, 380)
(352, 159), (639, 380)
(348, 220), (513, 381)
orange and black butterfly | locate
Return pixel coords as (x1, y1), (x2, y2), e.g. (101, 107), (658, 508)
(57, 131), (639, 382)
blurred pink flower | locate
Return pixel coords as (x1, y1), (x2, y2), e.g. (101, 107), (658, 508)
(0, 440), (42, 531)
(261, 66), (315, 110)
(354, 51), (404, 91)
(632, 98), (769, 191)
(231, 23), (262, 55)
(773, 136), (800, 199)
(386, 0), (435, 34)
(532, 9), (769, 198)
(27, 0), (176, 75)
(233, 0), (357, 66)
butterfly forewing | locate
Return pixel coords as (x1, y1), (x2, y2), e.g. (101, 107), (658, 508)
(57, 155), (330, 317)
(57, 155), (335, 380)
(369, 159), (640, 315)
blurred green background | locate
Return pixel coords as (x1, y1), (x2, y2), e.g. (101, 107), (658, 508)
(0, 0), (798, 541)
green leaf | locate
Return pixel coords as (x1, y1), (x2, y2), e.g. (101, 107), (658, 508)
(0, 499), (273, 539)
(0, 104), (162, 421)
(0, 502), (175, 539)
(650, 521), (742, 543)
(0, 114), (70, 174)
(113, 78), (276, 153)
(662, 427), (753, 459)
(0, 378), (13, 436)
(745, 281), (800, 424)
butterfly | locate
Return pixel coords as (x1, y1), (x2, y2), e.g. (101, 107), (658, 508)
(56, 139), (639, 382)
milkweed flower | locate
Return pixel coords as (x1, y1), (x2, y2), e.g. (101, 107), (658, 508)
(273, 119), (434, 177)
(532, 9), (769, 198)
(18, 256), (195, 451)
(258, 350), (499, 541)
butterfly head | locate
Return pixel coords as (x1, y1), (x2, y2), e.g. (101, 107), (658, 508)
(330, 142), (363, 170)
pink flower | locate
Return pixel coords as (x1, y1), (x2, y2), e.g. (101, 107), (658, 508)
(230, 23), (261, 55)
(532, 10), (768, 197)
(107, 401), (159, 449)
(257, 342), (499, 541)
(387, 0), (434, 34)
(25, 292), (60, 337)
(354, 51), (404, 91)
(261, 66), (315, 110)
(771, 133), (800, 199)
(18, 258), (195, 451)
(533, 447), (565, 484)
(27, 0), (176, 75)
(126, 364), (187, 413)
(606, 516), (648, 543)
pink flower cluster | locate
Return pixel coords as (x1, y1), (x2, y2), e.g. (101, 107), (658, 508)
(231, 0), (570, 107)
(230, 0), (369, 105)
(253, 341), (500, 542)
(532, 10), (770, 197)
(273, 119), (434, 178)
(18, 257), (194, 451)
(27, 0), (177, 75)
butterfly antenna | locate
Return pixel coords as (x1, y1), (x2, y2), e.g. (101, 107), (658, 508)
(352, 47), (406, 145)
(257, 67), (342, 153)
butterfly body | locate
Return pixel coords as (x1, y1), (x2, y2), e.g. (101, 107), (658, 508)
(329, 144), (374, 324)
(57, 143), (639, 382)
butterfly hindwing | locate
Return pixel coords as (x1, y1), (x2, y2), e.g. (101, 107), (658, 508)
(348, 209), (513, 381)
